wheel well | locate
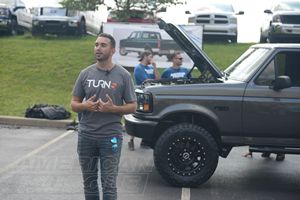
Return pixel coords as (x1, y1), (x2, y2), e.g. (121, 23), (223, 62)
(152, 112), (221, 146)
(11, 15), (17, 21)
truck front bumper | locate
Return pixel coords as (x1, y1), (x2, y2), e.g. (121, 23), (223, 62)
(0, 18), (11, 31)
(124, 114), (158, 141)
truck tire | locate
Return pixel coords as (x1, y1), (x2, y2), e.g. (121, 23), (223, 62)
(10, 19), (18, 36)
(77, 20), (86, 36)
(229, 35), (237, 43)
(268, 34), (277, 43)
(154, 123), (219, 187)
(32, 27), (41, 36)
(119, 47), (128, 56)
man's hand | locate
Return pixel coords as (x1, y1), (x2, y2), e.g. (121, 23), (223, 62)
(83, 95), (99, 112)
(97, 94), (115, 113)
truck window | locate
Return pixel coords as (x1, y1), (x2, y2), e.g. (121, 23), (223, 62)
(142, 32), (150, 39)
(255, 60), (275, 86)
(149, 33), (158, 39)
(255, 51), (300, 87)
(129, 32), (138, 39)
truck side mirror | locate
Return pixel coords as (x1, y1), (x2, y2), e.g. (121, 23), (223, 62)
(271, 76), (292, 91)
(264, 9), (272, 14)
(237, 11), (244, 15)
(185, 10), (191, 14)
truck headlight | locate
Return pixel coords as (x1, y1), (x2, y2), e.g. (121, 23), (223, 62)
(229, 17), (237, 24)
(68, 20), (78, 27)
(188, 17), (195, 23)
(273, 15), (281, 23)
(32, 20), (39, 26)
(136, 92), (152, 113)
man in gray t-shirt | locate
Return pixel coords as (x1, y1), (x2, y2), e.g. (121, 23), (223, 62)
(71, 33), (137, 200)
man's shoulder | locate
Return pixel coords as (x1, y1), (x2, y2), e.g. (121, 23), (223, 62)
(134, 63), (143, 69)
(81, 64), (96, 73)
(114, 64), (131, 76)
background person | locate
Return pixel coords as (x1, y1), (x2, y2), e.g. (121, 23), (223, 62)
(71, 33), (137, 200)
(161, 52), (190, 79)
(128, 51), (160, 150)
(134, 51), (160, 85)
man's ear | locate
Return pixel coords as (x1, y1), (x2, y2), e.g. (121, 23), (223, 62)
(112, 47), (116, 54)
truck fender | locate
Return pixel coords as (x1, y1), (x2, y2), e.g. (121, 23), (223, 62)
(158, 103), (220, 129)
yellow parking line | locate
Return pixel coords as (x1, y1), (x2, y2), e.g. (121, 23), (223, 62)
(0, 130), (74, 175)
(181, 187), (190, 200)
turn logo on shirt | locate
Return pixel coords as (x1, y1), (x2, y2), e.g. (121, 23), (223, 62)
(87, 79), (118, 89)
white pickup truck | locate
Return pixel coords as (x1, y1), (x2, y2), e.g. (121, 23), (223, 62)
(187, 2), (243, 43)
(0, 0), (31, 35)
(0, 0), (104, 36)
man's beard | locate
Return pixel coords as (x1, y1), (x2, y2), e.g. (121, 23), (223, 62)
(95, 53), (109, 62)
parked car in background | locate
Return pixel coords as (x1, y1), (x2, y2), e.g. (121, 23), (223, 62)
(0, 0), (29, 35)
(187, 2), (244, 43)
(119, 30), (182, 61)
(31, 6), (86, 36)
(260, 1), (300, 43)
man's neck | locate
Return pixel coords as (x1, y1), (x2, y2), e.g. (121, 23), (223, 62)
(172, 65), (180, 69)
(96, 61), (114, 71)
(141, 61), (149, 66)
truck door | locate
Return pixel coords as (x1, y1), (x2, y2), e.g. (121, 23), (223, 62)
(242, 50), (300, 139)
(15, 7), (32, 30)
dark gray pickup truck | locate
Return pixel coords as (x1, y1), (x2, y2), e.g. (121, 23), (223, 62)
(119, 30), (182, 60)
(124, 20), (300, 187)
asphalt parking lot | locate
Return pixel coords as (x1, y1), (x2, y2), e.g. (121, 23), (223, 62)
(0, 125), (300, 200)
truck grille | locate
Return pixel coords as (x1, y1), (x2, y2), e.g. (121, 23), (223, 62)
(41, 21), (68, 33)
(280, 15), (300, 24)
(195, 14), (228, 24)
(0, 8), (8, 16)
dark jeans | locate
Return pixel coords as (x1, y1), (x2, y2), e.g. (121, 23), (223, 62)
(77, 134), (122, 200)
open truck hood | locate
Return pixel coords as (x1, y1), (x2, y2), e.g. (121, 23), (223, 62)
(157, 19), (223, 79)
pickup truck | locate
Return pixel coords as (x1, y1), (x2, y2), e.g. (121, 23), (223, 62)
(124, 20), (300, 187)
(0, 0), (102, 37)
(31, 6), (86, 36)
(119, 30), (182, 61)
(187, 2), (243, 43)
(260, 1), (300, 43)
(0, 0), (28, 35)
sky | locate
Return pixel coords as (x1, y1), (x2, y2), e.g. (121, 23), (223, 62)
(22, 0), (279, 43)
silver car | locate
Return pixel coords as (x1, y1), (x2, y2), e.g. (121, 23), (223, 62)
(260, 1), (300, 43)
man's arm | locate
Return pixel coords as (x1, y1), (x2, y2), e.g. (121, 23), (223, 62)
(71, 95), (99, 113)
(152, 62), (160, 79)
(98, 94), (137, 114)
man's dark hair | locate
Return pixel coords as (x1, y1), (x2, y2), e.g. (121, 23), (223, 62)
(139, 50), (152, 62)
(170, 51), (182, 60)
(98, 33), (116, 48)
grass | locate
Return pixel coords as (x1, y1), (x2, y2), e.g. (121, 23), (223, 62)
(0, 33), (253, 117)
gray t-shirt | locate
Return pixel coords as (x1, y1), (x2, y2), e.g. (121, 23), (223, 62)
(72, 64), (136, 138)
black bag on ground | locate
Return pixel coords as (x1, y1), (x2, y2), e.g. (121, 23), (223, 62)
(25, 104), (71, 120)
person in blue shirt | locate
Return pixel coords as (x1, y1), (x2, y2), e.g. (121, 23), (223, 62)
(134, 51), (160, 85)
(161, 52), (190, 79)
(129, 51), (160, 150)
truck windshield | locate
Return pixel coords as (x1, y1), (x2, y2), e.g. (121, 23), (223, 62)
(1, 0), (15, 7)
(277, 2), (300, 11)
(225, 47), (270, 81)
(41, 7), (67, 16)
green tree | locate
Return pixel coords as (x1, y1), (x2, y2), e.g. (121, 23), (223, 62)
(60, 0), (184, 19)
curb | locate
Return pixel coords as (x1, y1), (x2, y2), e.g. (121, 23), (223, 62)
(0, 115), (74, 129)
